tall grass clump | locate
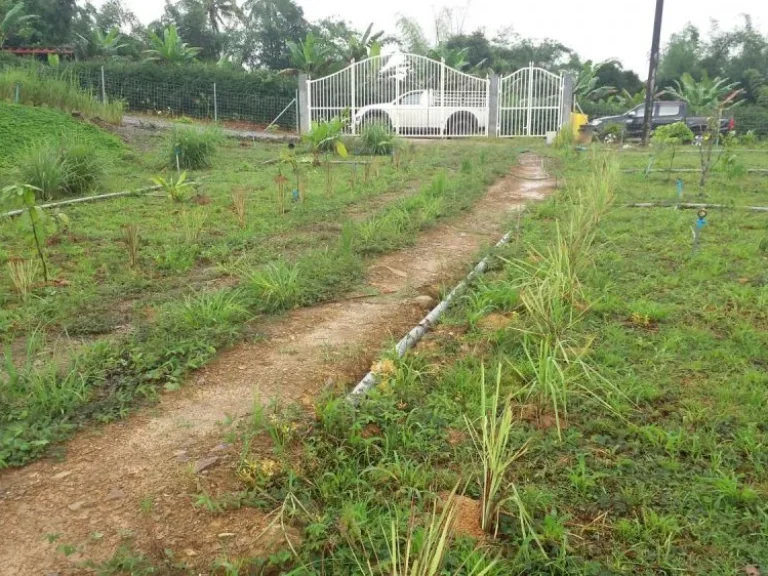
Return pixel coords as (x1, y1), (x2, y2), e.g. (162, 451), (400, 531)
(242, 260), (302, 312)
(359, 122), (399, 156)
(465, 366), (533, 537)
(353, 489), (498, 575)
(0, 66), (124, 124)
(14, 138), (106, 200)
(166, 125), (223, 170)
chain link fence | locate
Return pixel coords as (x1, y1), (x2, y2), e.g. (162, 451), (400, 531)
(30, 65), (300, 131)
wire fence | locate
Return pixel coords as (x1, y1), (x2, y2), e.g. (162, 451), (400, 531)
(34, 66), (300, 131)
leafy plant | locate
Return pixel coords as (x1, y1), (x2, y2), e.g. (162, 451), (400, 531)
(152, 171), (193, 203)
(1, 183), (67, 282)
(304, 114), (349, 165)
(167, 125), (222, 170)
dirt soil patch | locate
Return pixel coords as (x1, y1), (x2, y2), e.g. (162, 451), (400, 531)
(0, 154), (553, 574)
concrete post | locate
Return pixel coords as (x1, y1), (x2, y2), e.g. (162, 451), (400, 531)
(561, 73), (574, 129)
(298, 73), (310, 134)
(488, 74), (500, 138)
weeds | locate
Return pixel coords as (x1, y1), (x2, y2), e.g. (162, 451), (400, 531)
(6, 257), (39, 301)
(231, 189), (247, 228)
(121, 224), (140, 269)
(181, 208), (206, 243)
(243, 260), (301, 312)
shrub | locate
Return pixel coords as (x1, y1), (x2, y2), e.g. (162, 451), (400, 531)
(359, 122), (398, 155)
(167, 125), (222, 170)
(652, 121), (694, 144)
(59, 139), (107, 196)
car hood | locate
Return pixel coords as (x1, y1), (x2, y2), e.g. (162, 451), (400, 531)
(589, 114), (626, 126)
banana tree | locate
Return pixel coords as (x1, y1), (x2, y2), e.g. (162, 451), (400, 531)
(143, 25), (201, 64)
(572, 60), (616, 103)
(76, 27), (127, 58)
(343, 23), (384, 61)
(664, 73), (743, 113)
(0, 2), (37, 48)
(286, 32), (333, 75)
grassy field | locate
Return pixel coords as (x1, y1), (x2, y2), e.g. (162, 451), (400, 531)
(97, 143), (768, 575)
(0, 108), (522, 467)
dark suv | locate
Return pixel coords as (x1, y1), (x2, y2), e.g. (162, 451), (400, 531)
(588, 101), (734, 138)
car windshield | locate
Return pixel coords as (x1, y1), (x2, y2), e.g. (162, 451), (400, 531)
(398, 92), (423, 105)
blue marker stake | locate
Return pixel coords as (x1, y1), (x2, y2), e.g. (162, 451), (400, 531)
(291, 189), (299, 202)
(676, 178), (683, 200)
(692, 209), (707, 255)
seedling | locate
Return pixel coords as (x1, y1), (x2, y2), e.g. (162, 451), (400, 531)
(1, 183), (67, 282)
(152, 171), (193, 203)
(121, 224), (140, 269)
(275, 172), (288, 215)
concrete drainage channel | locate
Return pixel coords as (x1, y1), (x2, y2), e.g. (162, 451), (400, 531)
(349, 154), (551, 402)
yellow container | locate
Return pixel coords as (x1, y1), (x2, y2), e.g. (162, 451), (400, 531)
(571, 113), (589, 138)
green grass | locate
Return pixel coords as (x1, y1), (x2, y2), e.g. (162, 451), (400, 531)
(104, 143), (768, 575)
(0, 66), (124, 124)
(0, 102), (123, 173)
(0, 126), (515, 467)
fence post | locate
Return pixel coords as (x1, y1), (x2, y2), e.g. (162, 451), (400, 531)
(298, 73), (311, 134)
(295, 89), (300, 134)
(14, 82), (20, 104)
(100, 65), (106, 104)
(526, 62), (534, 137)
(350, 59), (356, 136)
(488, 75), (500, 138)
(213, 83), (218, 122)
(561, 73), (574, 130)
(440, 58), (446, 138)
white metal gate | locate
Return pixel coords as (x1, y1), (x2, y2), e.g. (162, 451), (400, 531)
(309, 53), (490, 138)
(498, 64), (563, 137)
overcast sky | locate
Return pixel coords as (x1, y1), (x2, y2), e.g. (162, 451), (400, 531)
(115, 0), (767, 74)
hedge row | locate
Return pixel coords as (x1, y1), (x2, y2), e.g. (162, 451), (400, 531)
(59, 61), (299, 125)
(733, 105), (768, 137)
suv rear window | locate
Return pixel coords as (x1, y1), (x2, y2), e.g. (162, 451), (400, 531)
(657, 103), (681, 117)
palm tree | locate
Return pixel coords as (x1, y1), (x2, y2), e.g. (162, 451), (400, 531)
(286, 32), (332, 75)
(664, 73), (743, 112)
(0, 2), (37, 48)
(201, 0), (242, 33)
(143, 25), (201, 64)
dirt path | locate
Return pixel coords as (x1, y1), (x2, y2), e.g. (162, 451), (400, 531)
(0, 155), (553, 575)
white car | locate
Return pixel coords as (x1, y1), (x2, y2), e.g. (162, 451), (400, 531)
(353, 89), (488, 136)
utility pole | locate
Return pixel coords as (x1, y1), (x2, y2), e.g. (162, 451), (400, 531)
(641, 0), (665, 146)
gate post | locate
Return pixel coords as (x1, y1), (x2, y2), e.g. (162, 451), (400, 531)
(298, 73), (311, 134)
(488, 74), (500, 138)
(561, 73), (574, 130)
(526, 62), (534, 137)
(440, 58), (446, 138)
(350, 59), (356, 136)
